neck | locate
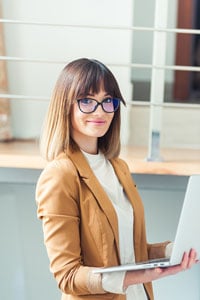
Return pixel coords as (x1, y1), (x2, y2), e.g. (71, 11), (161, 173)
(80, 144), (98, 155)
(71, 134), (98, 154)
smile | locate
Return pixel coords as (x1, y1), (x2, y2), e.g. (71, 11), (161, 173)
(87, 120), (106, 125)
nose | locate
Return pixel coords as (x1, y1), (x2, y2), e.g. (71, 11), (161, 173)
(94, 103), (105, 113)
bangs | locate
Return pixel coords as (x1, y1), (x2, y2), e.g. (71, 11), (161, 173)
(72, 59), (122, 99)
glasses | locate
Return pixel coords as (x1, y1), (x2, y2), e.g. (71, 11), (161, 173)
(77, 97), (121, 114)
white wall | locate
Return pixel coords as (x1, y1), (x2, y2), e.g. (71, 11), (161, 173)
(2, 0), (133, 142)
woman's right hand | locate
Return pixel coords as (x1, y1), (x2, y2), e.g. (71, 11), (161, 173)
(123, 249), (198, 290)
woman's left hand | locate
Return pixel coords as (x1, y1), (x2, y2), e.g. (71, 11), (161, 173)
(154, 248), (198, 278)
(123, 248), (199, 289)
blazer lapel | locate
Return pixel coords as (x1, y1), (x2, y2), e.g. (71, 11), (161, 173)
(110, 158), (145, 258)
(67, 149), (121, 262)
(110, 158), (138, 209)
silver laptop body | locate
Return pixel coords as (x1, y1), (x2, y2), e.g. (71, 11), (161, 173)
(93, 175), (200, 274)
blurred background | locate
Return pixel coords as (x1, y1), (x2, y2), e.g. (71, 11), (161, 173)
(0, 1), (200, 299)
(0, 0), (200, 151)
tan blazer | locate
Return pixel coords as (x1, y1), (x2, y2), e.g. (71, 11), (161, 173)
(36, 149), (168, 300)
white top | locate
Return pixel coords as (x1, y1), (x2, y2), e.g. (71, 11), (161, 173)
(83, 151), (148, 299)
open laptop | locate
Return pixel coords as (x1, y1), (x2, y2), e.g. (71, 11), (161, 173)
(93, 175), (200, 274)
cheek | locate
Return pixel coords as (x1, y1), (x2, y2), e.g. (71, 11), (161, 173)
(71, 105), (85, 130)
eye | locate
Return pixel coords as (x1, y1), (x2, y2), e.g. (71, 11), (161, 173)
(80, 98), (93, 105)
(103, 97), (113, 103)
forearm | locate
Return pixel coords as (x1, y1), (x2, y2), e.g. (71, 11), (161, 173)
(123, 242), (173, 290)
(123, 269), (153, 290)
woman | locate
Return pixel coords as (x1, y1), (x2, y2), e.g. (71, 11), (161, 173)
(36, 58), (197, 300)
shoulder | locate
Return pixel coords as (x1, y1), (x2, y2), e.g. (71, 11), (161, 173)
(40, 153), (77, 179)
(36, 153), (80, 217)
(36, 153), (80, 196)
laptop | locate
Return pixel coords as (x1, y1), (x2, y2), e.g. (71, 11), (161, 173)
(93, 175), (200, 274)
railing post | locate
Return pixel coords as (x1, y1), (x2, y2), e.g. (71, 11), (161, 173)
(147, 0), (168, 161)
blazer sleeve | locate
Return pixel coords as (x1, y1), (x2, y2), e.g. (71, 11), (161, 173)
(147, 241), (171, 259)
(35, 159), (105, 296)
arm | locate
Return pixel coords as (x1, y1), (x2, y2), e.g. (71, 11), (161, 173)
(147, 241), (171, 259)
(36, 160), (105, 296)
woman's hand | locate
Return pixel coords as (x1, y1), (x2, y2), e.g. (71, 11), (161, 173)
(123, 249), (198, 290)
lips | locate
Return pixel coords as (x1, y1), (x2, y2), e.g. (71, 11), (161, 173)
(87, 119), (106, 125)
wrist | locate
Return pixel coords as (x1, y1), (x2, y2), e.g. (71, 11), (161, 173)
(123, 270), (144, 289)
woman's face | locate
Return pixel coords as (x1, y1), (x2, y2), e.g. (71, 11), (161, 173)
(70, 89), (114, 153)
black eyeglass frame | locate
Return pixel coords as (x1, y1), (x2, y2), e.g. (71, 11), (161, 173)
(76, 97), (121, 114)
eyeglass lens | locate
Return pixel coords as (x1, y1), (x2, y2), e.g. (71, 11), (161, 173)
(77, 98), (120, 113)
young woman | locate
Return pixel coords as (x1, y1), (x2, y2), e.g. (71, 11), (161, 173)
(36, 58), (197, 300)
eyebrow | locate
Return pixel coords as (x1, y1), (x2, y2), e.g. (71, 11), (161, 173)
(87, 93), (111, 98)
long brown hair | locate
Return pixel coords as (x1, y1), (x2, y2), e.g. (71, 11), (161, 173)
(40, 58), (126, 161)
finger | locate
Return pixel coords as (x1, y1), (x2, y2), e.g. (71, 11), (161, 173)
(187, 249), (198, 268)
(180, 252), (188, 269)
(189, 248), (197, 260)
(155, 263), (185, 277)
